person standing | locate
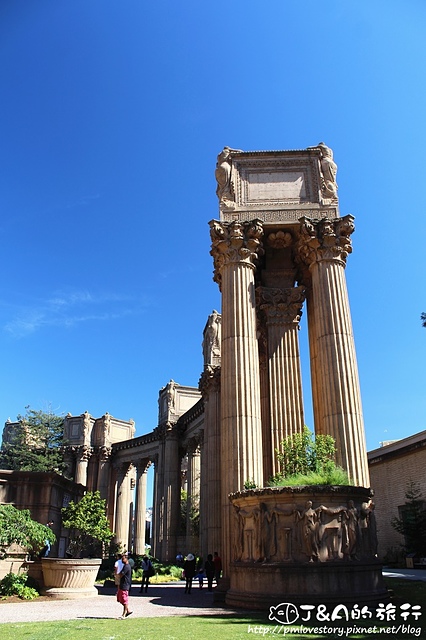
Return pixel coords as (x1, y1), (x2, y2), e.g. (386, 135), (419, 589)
(140, 554), (153, 593)
(116, 553), (133, 619)
(213, 551), (222, 584)
(204, 554), (215, 591)
(183, 553), (196, 594)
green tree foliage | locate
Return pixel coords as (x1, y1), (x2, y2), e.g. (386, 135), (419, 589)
(391, 481), (426, 556)
(421, 312), (426, 328)
(61, 491), (114, 558)
(271, 426), (349, 486)
(0, 504), (55, 556)
(179, 489), (199, 537)
(0, 406), (65, 474)
(0, 572), (39, 599)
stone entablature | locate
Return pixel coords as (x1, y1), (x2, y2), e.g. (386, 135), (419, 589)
(215, 144), (339, 222)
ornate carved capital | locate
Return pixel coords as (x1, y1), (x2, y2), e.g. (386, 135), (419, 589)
(297, 215), (354, 268)
(198, 365), (221, 397)
(209, 219), (264, 288)
(136, 458), (151, 474)
(257, 285), (306, 326)
(76, 445), (92, 462)
(98, 445), (112, 463)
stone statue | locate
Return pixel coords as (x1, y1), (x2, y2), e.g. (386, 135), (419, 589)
(342, 500), (359, 559)
(203, 310), (221, 366)
(215, 146), (242, 205)
(359, 500), (378, 557)
(317, 142), (338, 199)
(82, 411), (91, 447)
(297, 500), (320, 562)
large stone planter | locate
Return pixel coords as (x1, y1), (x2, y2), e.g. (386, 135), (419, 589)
(41, 558), (101, 599)
(227, 486), (389, 609)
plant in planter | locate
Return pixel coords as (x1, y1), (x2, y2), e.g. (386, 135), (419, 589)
(61, 490), (114, 558)
(41, 491), (114, 599)
(269, 426), (349, 486)
(0, 504), (55, 558)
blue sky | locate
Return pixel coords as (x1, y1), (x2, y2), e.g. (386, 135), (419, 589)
(1, 0), (425, 465)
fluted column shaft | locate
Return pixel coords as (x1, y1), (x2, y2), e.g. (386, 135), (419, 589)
(162, 426), (180, 562)
(258, 286), (305, 478)
(151, 455), (161, 559)
(298, 216), (370, 487)
(115, 462), (132, 549)
(199, 366), (222, 559)
(210, 219), (264, 576)
(97, 447), (112, 501)
(134, 460), (149, 555)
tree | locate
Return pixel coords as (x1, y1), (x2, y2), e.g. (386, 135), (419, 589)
(0, 406), (66, 474)
(421, 312), (426, 328)
(275, 426), (337, 478)
(391, 481), (426, 556)
(0, 504), (55, 557)
(61, 491), (114, 558)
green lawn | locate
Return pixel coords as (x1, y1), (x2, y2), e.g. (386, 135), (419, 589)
(1, 578), (425, 640)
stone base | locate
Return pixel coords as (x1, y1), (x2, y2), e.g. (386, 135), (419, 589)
(226, 560), (389, 610)
(41, 586), (99, 599)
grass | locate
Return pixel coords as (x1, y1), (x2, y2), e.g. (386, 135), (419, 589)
(0, 578), (425, 640)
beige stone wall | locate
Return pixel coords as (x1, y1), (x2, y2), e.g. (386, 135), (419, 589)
(368, 437), (426, 560)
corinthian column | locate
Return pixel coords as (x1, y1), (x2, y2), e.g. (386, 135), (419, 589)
(134, 459), (150, 555)
(298, 216), (369, 487)
(114, 462), (132, 550)
(210, 218), (264, 576)
(257, 285), (306, 478)
(75, 446), (92, 486)
(162, 424), (180, 562)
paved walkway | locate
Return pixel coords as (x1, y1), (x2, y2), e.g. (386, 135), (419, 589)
(1, 569), (426, 624)
(0, 581), (231, 623)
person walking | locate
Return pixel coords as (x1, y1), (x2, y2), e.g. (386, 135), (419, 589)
(116, 553), (133, 619)
(204, 554), (215, 591)
(140, 554), (154, 593)
(183, 553), (196, 594)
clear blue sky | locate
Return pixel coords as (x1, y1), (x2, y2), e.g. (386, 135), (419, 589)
(1, 1), (425, 460)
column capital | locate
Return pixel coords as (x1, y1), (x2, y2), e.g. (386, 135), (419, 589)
(199, 365), (221, 397)
(297, 215), (354, 268)
(75, 445), (93, 462)
(209, 219), (264, 288)
(97, 445), (112, 462)
(257, 285), (306, 325)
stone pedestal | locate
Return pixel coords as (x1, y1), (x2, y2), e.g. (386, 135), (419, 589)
(227, 486), (388, 609)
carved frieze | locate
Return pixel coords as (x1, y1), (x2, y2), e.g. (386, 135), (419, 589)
(229, 488), (378, 565)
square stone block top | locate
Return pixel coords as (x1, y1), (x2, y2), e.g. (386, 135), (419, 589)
(215, 143), (340, 224)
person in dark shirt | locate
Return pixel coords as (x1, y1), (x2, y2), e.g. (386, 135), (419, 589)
(183, 553), (196, 594)
(116, 553), (133, 619)
(204, 554), (215, 591)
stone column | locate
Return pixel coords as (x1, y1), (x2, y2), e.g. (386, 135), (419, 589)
(97, 446), (112, 501)
(74, 446), (92, 486)
(257, 286), (306, 478)
(162, 423), (181, 562)
(134, 459), (150, 555)
(151, 454), (161, 559)
(210, 219), (264, 576)
(199, 366), (222, 559)
(186, 439), (200, 543)
(298, 216), (370, 487)
(114, 461), (132, 550)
